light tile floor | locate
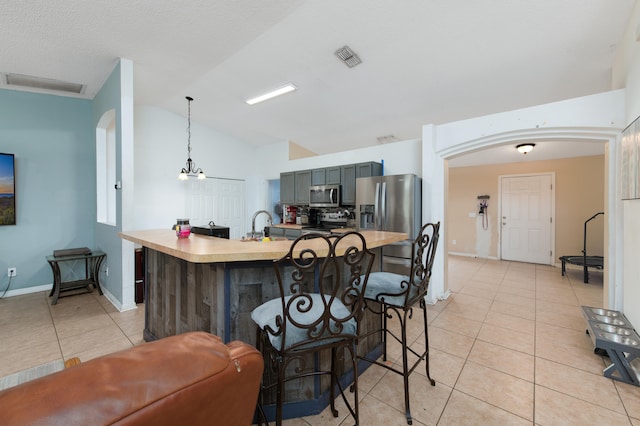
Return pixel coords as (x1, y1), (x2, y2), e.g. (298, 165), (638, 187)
(1, 256), (639, 425)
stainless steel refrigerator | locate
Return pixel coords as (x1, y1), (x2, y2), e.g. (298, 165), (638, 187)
(356, 174), (422, 275)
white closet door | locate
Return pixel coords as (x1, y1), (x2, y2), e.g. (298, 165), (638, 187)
(188, 178), (245, 239)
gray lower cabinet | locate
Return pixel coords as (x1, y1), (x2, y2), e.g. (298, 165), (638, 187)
(267, 227), (301, 240)
(284, 229), (302, 240)
(268, 227), (285, 238)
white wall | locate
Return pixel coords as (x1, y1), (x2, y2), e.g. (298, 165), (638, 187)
(253, 138), (423, 179)
(246, 138), (423, 230)
(134, 107), (422, 236)
(134, 106), (257, 230)
(434, 90), (626, 154)
(423, 90), (625, 307)
(613, 1), (640, 328)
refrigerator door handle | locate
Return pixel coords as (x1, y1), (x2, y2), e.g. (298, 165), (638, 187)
(381, 181), (387, 230)
(374, 182), (380, 230)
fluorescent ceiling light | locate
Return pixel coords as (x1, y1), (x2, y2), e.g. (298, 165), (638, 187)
(245, 84), (296, 105)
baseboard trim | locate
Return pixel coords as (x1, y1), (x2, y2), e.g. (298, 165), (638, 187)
(0, 283), (52, 298)
(448, 251), (498, 260)
(0, 283), (136, 313)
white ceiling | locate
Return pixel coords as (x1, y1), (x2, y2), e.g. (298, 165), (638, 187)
(1, 0), (635, 162)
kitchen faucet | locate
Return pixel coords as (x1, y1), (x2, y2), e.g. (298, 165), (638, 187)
(251, 210), (273, 238)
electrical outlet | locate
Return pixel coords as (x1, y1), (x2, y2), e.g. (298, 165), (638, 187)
(452, 240), (457, 245)
(8, 267), (16, 277)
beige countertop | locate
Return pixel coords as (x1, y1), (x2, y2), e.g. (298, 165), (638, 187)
(119, 229), (407, 263)
(329, 227), (356, 234)
(270, 223), (304, 229)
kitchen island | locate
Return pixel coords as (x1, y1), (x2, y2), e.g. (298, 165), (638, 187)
(119, 229), (405, 341)
(119, 228), (406, 420)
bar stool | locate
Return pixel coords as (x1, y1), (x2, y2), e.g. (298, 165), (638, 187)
(357, 222), (440, 425)
(251, 231), (375, 425)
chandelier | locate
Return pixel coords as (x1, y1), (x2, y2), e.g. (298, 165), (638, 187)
(178, 96), (205, 180)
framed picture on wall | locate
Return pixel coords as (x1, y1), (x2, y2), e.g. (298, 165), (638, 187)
(0, 152), (16, 225)
(621, 115), (640, 200)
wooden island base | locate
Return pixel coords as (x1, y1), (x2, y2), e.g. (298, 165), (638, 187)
(121, 229), (407, 421)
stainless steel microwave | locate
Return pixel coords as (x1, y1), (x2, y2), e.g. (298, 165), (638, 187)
(309, 184), (340, 207)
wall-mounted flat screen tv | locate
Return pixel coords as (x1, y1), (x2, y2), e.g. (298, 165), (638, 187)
(0, 153), (16, 225)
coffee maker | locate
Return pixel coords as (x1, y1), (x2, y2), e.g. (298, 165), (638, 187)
(283, 205), (297, 224)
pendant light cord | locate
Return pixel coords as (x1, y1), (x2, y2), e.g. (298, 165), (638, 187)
(186, 96), (193, 160)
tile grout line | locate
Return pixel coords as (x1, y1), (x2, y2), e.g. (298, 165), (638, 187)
(45, 291), (66, 364)
(533, 262), (539, 426)
(436, 259), (535, 424)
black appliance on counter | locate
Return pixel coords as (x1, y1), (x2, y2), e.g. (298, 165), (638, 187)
(191, 222), (230, 239)
(301, 212), (349, 236)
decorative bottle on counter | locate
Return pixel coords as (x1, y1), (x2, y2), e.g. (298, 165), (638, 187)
(175, 219), (191, 239)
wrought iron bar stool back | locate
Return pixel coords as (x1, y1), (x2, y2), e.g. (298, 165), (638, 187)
(357, 221), (440, 425)
(251, 231), (375, 425)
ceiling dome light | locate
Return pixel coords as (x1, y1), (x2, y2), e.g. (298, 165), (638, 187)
(516, 143), (535, 154)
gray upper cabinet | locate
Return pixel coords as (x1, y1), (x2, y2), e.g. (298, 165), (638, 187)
(341, 164), (356, 205)
(294, 170), (311, 205)
(281, 162), (381, 206)
(280, 172), (295, 204)
(311, 168), (326, 186)
(356, 162), (383, 178)
(342, 162), (382, 205)
(326, 167), (341, 184)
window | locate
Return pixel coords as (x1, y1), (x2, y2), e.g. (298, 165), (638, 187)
(96, 110), (116, 225)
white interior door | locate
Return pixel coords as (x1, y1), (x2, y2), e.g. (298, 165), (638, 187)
(500, 174), (554, 265)
(188, 178), (245, 239)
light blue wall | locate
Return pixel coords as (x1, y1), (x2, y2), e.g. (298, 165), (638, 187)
(93, 62), (125, 303)
(0, 89), (93, 292)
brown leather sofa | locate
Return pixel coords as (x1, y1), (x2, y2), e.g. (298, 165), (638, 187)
(0, 332), (263, 425)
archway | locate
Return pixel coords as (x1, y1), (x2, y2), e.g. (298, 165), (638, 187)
(421, 90), (625, 310)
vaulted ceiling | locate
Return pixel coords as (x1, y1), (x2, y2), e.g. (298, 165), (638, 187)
(1, 0), (635, 159)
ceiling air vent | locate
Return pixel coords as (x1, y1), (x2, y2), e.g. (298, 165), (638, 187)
(4, 73), (85, 94)
(376, 135), (398, 144)
(335, 45), (362, 68)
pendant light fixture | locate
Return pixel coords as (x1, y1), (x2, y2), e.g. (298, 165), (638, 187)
(178, 96), (206, 180)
